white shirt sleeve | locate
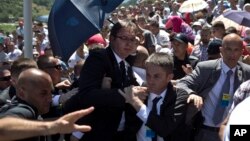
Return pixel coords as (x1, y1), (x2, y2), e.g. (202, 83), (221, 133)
(136, 104), (149, 123)
(72, 131), (84, 139)
(52, 95), (60, 106)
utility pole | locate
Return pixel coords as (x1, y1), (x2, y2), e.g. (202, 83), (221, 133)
(23, 0), (33, 59)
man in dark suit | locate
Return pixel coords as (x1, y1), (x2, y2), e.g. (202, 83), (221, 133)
(177, 33), (250, 141)
(120, 52), (189, 141)
(64, 20), (147, 141)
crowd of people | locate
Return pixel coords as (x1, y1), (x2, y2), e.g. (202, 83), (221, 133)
(1, 0), (250, 141)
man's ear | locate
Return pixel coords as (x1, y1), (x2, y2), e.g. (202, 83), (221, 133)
(17, 87), (25, 100)
(167, 73), (174, 82)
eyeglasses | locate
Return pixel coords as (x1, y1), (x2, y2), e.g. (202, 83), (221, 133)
(115, 35), (137, 43)
(44, 64), (62, 70)
(0, 76), (11, 81)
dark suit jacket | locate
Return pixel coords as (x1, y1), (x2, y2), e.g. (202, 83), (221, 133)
(173, 54), (199, 80)
(64, 47), (140, 141)
(176, 59), (250, 124)
(0, 96), (41, 141)
(139, 83), (189, 141)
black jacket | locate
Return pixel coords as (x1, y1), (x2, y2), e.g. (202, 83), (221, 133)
(64, 47), (140, 141)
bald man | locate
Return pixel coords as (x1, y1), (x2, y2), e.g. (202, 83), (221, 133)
(132, 45), (149, 85)
(176, 33), (250, 141)
(0, 68), (53, 141)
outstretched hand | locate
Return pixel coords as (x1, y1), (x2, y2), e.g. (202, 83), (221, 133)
(49, 107), (94, 134)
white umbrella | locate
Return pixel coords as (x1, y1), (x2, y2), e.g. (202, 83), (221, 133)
(212, 14), (247, 31)
(35, 15), (49, 23)
(212, 10), (248, 36)
(179, 0), (208, 13)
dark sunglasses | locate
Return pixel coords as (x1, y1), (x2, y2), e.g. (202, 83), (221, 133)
(45, 64), (62, 70)
(0, 76), (11, 81)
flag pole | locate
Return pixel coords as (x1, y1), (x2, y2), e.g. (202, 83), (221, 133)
(23, 0), (33, 59)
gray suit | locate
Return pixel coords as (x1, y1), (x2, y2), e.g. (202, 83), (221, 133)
(176, 59), (250, 140)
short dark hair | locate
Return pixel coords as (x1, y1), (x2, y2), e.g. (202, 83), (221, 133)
(110, 20), (137, 37)
(145, 52), (173, 73)
(225, 26), (238, 35)
(10, 58), (38, 79)
(37, 55), (54, 69)
(212, 21), (225, 29)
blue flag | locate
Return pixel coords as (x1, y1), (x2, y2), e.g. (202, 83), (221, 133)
(48, 0), (124, 61)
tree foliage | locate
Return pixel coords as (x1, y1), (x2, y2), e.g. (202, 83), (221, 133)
(0, 0), (53, 23)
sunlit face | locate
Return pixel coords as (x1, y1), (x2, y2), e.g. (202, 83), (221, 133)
(220, 41), (243, 68)
(200, 30), (211, 44)
(212, 27), (225, 39)
(43, 58), (62, 85)
(146, 63), (172, 95)
(22, 77), (53, 115)
(111, 28), (137, 59)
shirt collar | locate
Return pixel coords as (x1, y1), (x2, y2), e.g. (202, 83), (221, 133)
(112, 49), (129, 66)
(221, 60), (236, 74)
(149, 89), (167, 101)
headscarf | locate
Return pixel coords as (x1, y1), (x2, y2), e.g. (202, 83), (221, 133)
(165, 16), (183, 33)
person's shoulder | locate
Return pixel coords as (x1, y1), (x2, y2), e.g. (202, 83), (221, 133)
(238, 61), (250, 70)
(142, 29), (151, 34)
(88, 48), (106, 55)
(14, 48), (22, 53)
(196, 59), (220, 68)
(0, 103), (36, 119)
(188, 55), (199, 61)
(159, 29), (169, 36)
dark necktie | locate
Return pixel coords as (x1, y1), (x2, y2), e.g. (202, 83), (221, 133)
(120, 60), (127, 87)
(151, 96), (162, 141)
(213, 70), (233, 125)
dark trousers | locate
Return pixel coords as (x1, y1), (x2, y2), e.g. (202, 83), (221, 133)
(194, 128), (221, 141)
(113, 131), (125, 141)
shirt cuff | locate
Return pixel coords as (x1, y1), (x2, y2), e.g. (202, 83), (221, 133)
(136, 104), (148, 123)
(72, 131), (84, 139)
(52, 95), (60, 106)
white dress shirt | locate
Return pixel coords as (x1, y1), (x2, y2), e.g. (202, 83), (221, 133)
(136, 89), (167, 141)
(202, 60), (236, 127)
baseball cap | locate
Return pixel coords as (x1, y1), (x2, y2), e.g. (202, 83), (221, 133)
(172, 33), (189, 44)
(86, 34), (106, 47)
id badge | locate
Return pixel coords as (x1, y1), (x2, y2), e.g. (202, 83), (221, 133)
(146, 126), (155, 138)
(220, 93), (230, 107)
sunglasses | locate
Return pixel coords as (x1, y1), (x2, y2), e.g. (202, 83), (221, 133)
(45, 64), (62, 70)
(0, 76), (11, 81)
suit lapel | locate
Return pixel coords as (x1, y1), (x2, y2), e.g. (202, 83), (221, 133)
(106, 47), (123, 88)
(209, 60), (221, 85)
(160, 83), (174, 115)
